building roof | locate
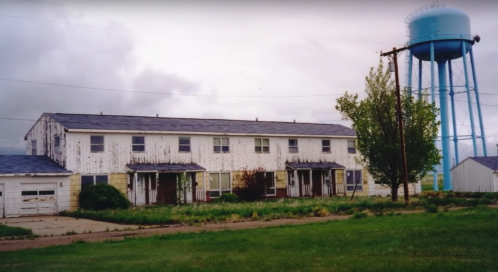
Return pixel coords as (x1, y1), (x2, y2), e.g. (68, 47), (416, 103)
(43, 113), (356, 137)
(0, 155), (72, 175)
(286, 162), (345, 170)
(470, 156), (498, 171)
(126, 163), (206, 172)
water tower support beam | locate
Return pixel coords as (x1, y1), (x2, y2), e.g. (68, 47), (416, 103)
(448, 60), (459, 165)
(438, 60), (452, 191)
(469, 47), (487, 156)
(418, 59), (423, 100)
(430, 41), (438, 191)
(461, 42), (478, 157)
(407, 50), (413, 97)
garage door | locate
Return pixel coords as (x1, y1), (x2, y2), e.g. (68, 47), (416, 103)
(21, 184), (57, 216)
(0, 184), (3, 218)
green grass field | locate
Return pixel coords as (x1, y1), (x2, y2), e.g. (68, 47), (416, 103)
(0, 224), (33, 238)
(2, 207), (498, 271)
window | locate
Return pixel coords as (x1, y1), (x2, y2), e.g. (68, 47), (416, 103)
(132, 136), (145, 152)
(346, 170), (362, 191)
(90, 136), (104, 152)
(348, 140), (356, 154)
(214, 137), (229, 153)
(81, 175), (108, 188)
(255, 138), (270, 153)
(54, 135), (60, 153)
(288, 139), (298, 153)
(31, 140), (37, 155)
(179, 137), (191, 152)
(322, 139), (331, 153)
(210, 173), (231, 197)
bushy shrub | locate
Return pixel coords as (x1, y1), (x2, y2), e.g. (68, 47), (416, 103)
(215, 193), (240, 203)
(79, 183), (130, 211)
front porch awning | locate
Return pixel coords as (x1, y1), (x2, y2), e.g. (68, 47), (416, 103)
(285, 162), (345, 170)
(126, 163), (205, 173)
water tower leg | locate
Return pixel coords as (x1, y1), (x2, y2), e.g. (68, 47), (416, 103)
(430, 42), (438, 191)
(448, 60), (459, 165)
(461, 42), (478, 157)
(438, 61), (452, 191)
(469, 47), (487, 157)
(407, 51), (413, 97)
(418, 59), (423, 100)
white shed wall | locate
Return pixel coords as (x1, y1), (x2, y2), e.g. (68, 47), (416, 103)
(0, 176), (70, 218)
(451, 159), (496, 192)
(65, 133), (362, 174)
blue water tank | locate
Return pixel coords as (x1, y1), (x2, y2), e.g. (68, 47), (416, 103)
(408, 7), (473, 61)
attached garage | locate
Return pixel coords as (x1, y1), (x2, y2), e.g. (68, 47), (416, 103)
(0, 155), (72, 218)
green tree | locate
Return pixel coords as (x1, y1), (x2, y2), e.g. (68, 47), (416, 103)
(335, 60), (441, 201)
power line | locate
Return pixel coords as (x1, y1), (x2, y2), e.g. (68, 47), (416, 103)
(0, 77), (357, 98)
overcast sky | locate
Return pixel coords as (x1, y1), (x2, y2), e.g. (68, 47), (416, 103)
(1, 0), (497, 165)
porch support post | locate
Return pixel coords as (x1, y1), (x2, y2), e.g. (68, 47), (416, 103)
(134, 172), (138, 206)
(309, 169), (313, 197)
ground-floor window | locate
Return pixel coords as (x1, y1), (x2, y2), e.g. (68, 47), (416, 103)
(209, 173), (231, 198)
(81, 175), (109, 188)
(255, 171), (276, 196)
(346, 170), (362, 191)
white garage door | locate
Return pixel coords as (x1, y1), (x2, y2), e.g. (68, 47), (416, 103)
(0, 184), (4, 218)
(21, 183), (57, 216)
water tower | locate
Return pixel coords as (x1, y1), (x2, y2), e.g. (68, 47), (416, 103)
(405, 5), (487, 191)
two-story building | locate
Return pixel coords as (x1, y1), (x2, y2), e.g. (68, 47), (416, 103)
(24, 112), (373, 211)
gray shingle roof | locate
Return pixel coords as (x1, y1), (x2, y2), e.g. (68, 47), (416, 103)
(44, 113), (356, 137)
(470, 156), (498, 171)
(126, 163), (205, 172)
(0, 155), (72, 174)
(286, 162), (345, 169)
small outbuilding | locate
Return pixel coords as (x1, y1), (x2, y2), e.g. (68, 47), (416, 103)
(0, 155), (72, 218)
(451, 156), (498, 192)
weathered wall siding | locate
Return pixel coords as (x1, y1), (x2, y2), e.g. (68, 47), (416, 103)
(275, 171), (286, 189)
(109, 174), (128, 194)
(0, 176), (70, 217)
(452, 159), (496, 192)
(196, 172), (205, 189)
(69, 174), (80, 211)
(65, 133), (362, 174)
(25, 115), (67, 167)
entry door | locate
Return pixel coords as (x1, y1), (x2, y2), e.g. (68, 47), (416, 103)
(0, 184), (3, 218)
(21, 183), (57, 216)
(312, 171), (322, 197)
(157, 173), (177, 204)
(287, 171), (299, 197)
(298, 170), (311, 197)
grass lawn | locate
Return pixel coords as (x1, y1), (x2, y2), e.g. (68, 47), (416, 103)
(0, 224), (33, 238)
(2, 207), (498, 271)
(61, 194), (497, 225)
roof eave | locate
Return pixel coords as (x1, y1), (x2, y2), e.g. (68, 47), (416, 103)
(0, 172), (72, 177)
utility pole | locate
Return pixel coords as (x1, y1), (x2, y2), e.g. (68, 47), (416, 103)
(381, 47), (410, 203)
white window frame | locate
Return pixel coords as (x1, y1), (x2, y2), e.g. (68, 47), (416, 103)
(288, 139), (298, 153)
(255, 138), (270, 153)
(132, 136), (145, 152)
(209, 173), (231, 198)
(347, 140), (356, 154)
(54, 135), (60, 153)
(213, 137), (229, 153)
(81, 174), (109, 188)
(179, 137), (191, 152)
(31, 140), (37, 155)
(346, 170), (362, 191)
(322, 139), (331, 153)
(265, 171), (276, 196)
(90, 135), (104, 153)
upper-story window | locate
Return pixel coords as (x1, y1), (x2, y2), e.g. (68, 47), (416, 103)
(348, 140), (356, 154)
(90, 136), (104, 153)
(31, 140), (37, 155)
(179, 137), (191, 152)
(289, 139), (298, 153)
(255, 138), (270, 153)
(132, 136), (145, 152)
(214, 137), (229, 153)
(322, 139), (331, 153)
(54, 135), (60, 153)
